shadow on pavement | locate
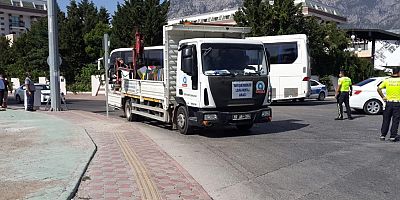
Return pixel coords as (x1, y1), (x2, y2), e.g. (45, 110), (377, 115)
(271, 100), (337, 107)
(197, 119), (310, 138)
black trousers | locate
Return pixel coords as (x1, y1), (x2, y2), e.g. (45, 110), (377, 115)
(337, 92), (352, 119)
(27, 91), (35, 110)
(381, 102), (400, 138)
(0, 89), (4, 107)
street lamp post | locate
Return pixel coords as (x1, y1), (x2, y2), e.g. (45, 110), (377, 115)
(47, 0), (61, 111)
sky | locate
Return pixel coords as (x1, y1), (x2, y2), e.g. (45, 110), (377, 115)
(58, 0), (124, 15)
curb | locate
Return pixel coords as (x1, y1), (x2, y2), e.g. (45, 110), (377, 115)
(67, 129), (98, 200)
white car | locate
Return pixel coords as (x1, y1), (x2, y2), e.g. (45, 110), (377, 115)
(350, 77), (388, 115)
(308, 79), (328, 101)
(14, 84), (51, 104)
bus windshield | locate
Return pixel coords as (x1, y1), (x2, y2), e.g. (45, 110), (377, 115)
(201, 43), (268, 76)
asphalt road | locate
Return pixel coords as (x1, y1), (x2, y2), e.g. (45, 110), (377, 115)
(8, 94), (400, 200)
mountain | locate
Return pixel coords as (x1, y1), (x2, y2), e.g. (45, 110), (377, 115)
(168, 0), (400, 30)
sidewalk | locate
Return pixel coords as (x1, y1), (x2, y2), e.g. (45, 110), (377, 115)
(51, 111), (211, 200)
(0, 109), (96, 200)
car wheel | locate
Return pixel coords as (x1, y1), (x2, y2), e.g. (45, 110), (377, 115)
(363, 99), (382, 115)
(176, 106), (191, 135)
(16, 95), (22, 104)
(318, 92), (326, 101)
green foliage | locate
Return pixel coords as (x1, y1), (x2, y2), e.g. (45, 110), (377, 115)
(0, 36), (12, 74)
(234, 0), (304, 36)
(319, 75), (333, 91)
(84, 22), (111, 61)
(235, 0), (373, 80)
(68, 63), (100, 92)
(111, 0), (170, 48)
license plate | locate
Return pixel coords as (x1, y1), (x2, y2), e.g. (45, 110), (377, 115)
(232, 114), (252, 121)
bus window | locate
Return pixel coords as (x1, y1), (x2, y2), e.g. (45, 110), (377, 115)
(145, 49), (163, 67)
(264, 42), (298, 64)
(121, 51), (133, 65)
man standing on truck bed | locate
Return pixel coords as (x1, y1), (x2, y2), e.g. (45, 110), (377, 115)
(335, 69), (353, 120)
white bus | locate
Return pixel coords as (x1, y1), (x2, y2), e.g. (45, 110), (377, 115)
(248, 34), (311, 101)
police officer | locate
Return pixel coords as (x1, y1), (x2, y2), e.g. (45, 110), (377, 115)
(377, 68), (400, 142)
(335, 69), (354, 120)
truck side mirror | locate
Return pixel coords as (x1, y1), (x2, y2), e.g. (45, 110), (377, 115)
(181, 46), (195, 76)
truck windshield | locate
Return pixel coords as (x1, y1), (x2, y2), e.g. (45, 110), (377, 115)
(201, 43), (268, 76)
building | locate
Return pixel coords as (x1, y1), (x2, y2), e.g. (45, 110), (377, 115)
(345, 29), (400, 71)
(168, 0), (347, 25)
(0, 0), (47, 37)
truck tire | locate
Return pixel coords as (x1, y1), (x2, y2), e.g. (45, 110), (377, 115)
(236, 123), (254, 131)
(125, 99), (137, 122)
(176, 106), (191, 135)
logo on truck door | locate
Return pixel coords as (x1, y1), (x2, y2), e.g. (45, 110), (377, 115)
(182, 77), (188, 87)
(256, 81), (266, 94)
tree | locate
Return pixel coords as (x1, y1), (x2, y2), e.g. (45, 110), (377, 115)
(234, 0), (304, 36)
(98, 7), (110, 24)
(59, 0), (87, 82)
(0, 37), (11, 74)
(111, 0), (170, 48)
(84, 22), (111, 61)
(234, 0), (271, 36)
(6, 18), (49, 80)
(78, 0), (100, 35)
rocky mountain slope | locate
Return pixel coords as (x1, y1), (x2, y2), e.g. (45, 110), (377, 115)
(168, 0), (400, 30)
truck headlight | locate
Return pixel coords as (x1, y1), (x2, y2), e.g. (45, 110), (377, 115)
(204, 114), (218, 121)
(261, 110), (271, 117)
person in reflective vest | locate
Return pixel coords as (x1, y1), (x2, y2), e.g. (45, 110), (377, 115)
(335, 69), (353, 120)
(378, 68), (400, 142)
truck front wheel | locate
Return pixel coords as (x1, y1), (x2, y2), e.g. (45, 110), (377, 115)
(176, 106), (191, 135)
(236, 123), (254, 131)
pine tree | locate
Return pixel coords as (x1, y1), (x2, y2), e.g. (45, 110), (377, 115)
(111, 0), (170, 48)
(78, 0), (99, 35)
(98, 7), (110, 24)
(234, 0), (304, 36)
(59, 0), (87, 82)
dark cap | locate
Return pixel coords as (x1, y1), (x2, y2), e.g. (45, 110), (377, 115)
(393, 68), (400, 74)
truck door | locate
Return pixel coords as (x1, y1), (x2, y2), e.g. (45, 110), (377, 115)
(177, 43), (201, 107)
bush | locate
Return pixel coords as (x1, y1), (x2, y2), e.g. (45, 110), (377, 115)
(68, 63), (101, 93)
(319, 75), (333, 91)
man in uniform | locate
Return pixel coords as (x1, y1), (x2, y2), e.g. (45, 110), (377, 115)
(377, 68), (400, 142)
(335, 69), (354, 120)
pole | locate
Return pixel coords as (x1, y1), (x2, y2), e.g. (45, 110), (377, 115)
(104, 34), (110, 117)
(47, 0), (61, 111)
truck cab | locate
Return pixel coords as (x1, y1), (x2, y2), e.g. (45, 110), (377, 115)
(175, 38), (272, 133)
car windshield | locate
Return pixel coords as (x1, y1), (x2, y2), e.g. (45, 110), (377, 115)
(35, 85), (50, 90)
(201, 43), (268, 76)
(355, 78), (376, 86)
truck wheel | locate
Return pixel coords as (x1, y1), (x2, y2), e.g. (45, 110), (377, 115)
(125, 99), (136, 122)
(176, 106), (191, 135)
(236, 123), (254, 131)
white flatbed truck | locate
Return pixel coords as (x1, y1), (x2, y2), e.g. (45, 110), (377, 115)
(107, 24), (273, 134)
